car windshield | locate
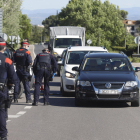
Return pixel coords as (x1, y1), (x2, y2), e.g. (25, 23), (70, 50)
(82, 57), (132, 71)
(66, 51), (107, 64)
(54, 38), (82, 48)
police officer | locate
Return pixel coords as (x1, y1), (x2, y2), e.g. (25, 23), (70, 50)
(32, 48), (57, 106)
(0, 37), (18, 140)
(13, 42), (32, 103)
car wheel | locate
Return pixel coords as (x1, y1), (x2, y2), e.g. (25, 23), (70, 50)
(18, 82), (24, 99)
(75, 98), (81, 106)
(60, 79), (66, 96)
(57, 70), (60, 76)
(131, 99), (139, 107)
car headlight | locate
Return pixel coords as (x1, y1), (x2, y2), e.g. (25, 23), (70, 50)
(125, 81), (138, 87)
(65, 71), (76, 78)
(77, 81), (91, 86)
(53, 52), (58, 56)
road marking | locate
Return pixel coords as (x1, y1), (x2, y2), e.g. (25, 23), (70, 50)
(7, 120), (11, 122)
(33, 45), (36, 58)
(24, 106), (32, 109)
(8, 115), (21, 118)
(17, 111), (26, 115)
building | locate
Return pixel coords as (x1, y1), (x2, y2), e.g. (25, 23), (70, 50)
(123, 20), (140, 36)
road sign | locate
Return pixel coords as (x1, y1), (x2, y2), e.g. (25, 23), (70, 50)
(9, 36), (16, 41)
(0, 33), (8, 41)
(87, 39), (92, 45)
(134, 36), (140, 44)
(0, 8), (3, 33)
(16, 35), (21, 44)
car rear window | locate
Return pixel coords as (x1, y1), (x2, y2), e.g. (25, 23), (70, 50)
(66, 51), (107, 65)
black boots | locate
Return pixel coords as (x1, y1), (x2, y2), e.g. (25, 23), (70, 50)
(14, 99), (18, 103)
(44, 102), (50, 106)
(32, 102), (38, 106)
(0, 137), (7, 140)
(26, 99), (33, 103)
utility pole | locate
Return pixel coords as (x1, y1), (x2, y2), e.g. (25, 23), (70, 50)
(125, 24), (127, 48)
(99, 29), (100, 46)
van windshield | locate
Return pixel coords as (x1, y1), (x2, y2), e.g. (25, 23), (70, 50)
(54, 38), (82, 48)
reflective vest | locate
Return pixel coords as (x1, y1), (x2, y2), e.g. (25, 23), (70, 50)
(15, 49), (27, 66)
(38, 53), (51, 66)
(0, 54), (7, 84)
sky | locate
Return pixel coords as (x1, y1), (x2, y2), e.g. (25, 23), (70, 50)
(22, 0), (140, 10)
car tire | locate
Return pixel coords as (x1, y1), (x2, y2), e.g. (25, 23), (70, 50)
(17, 82), (24, 99)
(131, 99), (139, 107)
(75, 98), (81, 106)
(57, 70), (60, 76)
(60, 79), (66, 96)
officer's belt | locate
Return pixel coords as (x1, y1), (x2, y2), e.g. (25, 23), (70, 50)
(16, 65), (27, 70)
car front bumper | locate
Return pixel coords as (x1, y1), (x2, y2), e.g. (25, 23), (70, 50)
(75, 86), (139, 102)
(63, 77), (75, 92)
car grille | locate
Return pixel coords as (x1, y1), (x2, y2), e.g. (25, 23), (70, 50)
(97, 95), (119, 99)
(93, 83), (124, 89)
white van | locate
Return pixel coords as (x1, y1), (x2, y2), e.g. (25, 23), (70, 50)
(58, 46), (108, 96)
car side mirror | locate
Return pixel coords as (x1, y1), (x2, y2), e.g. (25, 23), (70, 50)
(135, 67), (140, 72)
(57, 61), (64, 66)
(72, 66), (80, 72)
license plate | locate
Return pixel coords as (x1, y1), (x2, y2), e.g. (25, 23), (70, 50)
(99, 90), (118, 94)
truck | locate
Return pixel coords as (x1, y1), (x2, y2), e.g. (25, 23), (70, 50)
(48, 26), (85, 59)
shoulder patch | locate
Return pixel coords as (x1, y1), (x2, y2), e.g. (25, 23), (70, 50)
(5, 58), (12, 65)
(26, 51), (30, 54)
(19, 49), (24, 51)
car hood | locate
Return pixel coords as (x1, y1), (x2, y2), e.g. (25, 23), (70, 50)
(79, 71), (136, 82)
(53, 48), (66, 56)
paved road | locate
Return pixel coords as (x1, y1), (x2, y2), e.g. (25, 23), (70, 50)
(7, 45), (140, 140)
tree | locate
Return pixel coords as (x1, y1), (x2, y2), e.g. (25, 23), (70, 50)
(42, 15), (59, 36)
(58, 0), (126, 48)
(19, 13), (32, 41)
(1, 0), (22, 35)
(120, 10), (128, 20)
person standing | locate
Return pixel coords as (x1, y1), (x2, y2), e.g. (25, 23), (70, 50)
(13, 42), (32, 103)
(32, 48), (57, 106)
(0, 37), (18, 140)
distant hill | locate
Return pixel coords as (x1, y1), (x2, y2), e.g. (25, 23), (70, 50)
(22, 7), (140, 25)
(121, 7), (140, 20)
(22, 9), (61, 25)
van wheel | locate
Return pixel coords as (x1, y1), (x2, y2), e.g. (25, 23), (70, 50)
(18, 82), (24, 99)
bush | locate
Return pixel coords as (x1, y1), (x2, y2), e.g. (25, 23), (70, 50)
(111, 46), (126, 51)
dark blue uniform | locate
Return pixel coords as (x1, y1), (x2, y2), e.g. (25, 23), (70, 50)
(33, 52), (57, 104)
(12, 48), (32, 102)
(0, 52), (18, 139)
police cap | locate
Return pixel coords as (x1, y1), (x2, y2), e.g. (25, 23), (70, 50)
(0, 36), (6, 51)
(42, 48), (49, 52)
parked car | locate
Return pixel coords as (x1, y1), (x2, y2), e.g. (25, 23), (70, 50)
(58, 46), (108, 96)
(72, 52), (140, 107)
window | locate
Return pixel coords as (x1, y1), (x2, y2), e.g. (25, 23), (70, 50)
(131, 26), (135, 31)
(54, 38), (82, 48)
(82, 57), (132, 71)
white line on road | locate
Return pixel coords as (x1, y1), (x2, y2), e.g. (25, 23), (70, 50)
(6, 120), (11, 122)
(24, 106), (32, 109)
(8, 115), (21, 118)
(17, 111), (26, 115)
(33, 45), (36, 58)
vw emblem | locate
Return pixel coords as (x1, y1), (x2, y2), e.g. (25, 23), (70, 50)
(105, 83), (111, 89)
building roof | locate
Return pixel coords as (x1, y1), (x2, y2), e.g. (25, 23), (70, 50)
(123, 20), (140, 25)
